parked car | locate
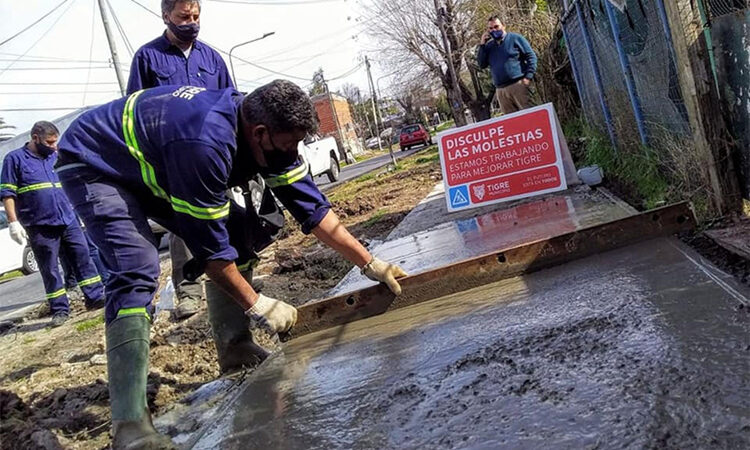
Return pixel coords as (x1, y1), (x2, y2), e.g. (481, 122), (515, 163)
(300, 134), (341, 183)
(365, 136), (381, 149)
(399, 124), (432, 151)
(0, 208), (38, 275)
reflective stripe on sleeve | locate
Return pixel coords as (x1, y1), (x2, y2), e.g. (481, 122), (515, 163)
(1, 183), (17, 192)
(264, 160), (309, 188)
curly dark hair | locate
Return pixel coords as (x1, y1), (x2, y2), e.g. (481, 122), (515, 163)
(241, 80), (318, 135)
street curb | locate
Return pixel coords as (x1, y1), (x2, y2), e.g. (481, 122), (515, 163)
(0, 302), (41, 323)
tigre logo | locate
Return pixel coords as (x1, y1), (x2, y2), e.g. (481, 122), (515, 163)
(172, 86), (206, 100)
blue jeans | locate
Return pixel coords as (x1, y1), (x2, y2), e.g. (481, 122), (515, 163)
(59, 168), (169, 323)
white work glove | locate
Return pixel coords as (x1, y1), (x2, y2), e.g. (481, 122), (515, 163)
(9, 221), (27, 245)
(245, 294), (298, 334)
(362, 257), (408, 295)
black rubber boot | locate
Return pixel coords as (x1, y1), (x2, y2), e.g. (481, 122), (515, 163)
(206, 272), (271, 374)
(107, 314), (176, 450)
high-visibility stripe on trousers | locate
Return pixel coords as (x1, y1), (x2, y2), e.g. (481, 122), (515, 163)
(26, 221), (105, 314)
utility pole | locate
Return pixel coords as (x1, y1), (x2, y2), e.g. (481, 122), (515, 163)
(98, 0), (126, 96)
(433, 0), (465, 126)
(365, 56), (396, 166)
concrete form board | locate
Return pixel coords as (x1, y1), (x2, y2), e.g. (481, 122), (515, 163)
(191, 238), (749, 449)
(330, 187), (637, 297)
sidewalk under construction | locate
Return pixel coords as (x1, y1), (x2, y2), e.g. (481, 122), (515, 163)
(185, 190), (750, 449)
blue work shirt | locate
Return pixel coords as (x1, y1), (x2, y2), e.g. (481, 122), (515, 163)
(58, 86), (330, 263)
(0, 146), (76, 227)
(126, 33), (233, 94)
(477, 32), (537, 88)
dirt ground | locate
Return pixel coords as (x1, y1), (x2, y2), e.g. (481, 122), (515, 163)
(0, 147), (441, 450)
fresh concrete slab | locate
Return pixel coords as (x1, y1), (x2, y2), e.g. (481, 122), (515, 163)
(189, 238), (750, 449)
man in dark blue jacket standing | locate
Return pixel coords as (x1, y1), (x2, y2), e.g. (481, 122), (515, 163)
(127, 0), (233, 320)
(477, 15), (538, 114)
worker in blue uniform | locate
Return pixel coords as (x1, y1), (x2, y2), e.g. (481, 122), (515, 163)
(57, 81), (407, 448)
(127, 0), (233, 320)
(0, 121), (105, 327)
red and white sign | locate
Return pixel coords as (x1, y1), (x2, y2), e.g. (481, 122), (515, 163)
(438, 103), (568, 211)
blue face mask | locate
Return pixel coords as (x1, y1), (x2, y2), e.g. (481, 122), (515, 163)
(490, 29), (505, 41)
(167, 21), (199, 42)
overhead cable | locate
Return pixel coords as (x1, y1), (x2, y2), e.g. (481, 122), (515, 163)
(209, 0), (342, 5)
(0, 0), (78, 77)
(107, 0), (134, 56)
(0, 0), (71, 48)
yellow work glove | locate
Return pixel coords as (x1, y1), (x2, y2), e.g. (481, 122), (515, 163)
(361, 257), (408, 295)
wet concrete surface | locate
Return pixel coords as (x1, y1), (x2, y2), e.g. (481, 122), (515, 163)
(190, 238), (749, 449)
(330, 187), (635, 296)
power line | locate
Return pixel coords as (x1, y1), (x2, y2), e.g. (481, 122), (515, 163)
(0, 107), (92, 112)
(1, 66), (129, 71)
(126, 0), (160, 18)
(0, 90), (120, 95)
(328, 62), (364, 81)
(0, 81), (118, 85)
(84, 0), (98, 105)
(0, 57), (110, 64)
(247, 41), (349, 84)
(0, 0), (71, 48)
(0, 52), (109, 63)
(107, 0), (134, 56)
(209, 0), (342, 4)
(0, 0), (78, 77)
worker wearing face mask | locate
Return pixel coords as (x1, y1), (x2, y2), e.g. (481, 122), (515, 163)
(0, 121), (105, 327)
(56, 81), (407, 448)
(127, 0), (234, 320)
(477, 15), (538, 114)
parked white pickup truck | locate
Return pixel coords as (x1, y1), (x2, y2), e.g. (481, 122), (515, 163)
(299, 134), (340, 183)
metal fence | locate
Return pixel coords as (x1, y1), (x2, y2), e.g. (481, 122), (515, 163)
(560, 0), (691, 149)
(706, 0), (748, 17)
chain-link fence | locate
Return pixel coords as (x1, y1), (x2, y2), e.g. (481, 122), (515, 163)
(705, 0), (748, 17)
(560, 0), (691, 149)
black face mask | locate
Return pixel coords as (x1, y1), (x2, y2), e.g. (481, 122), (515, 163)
(35, 140), (55, 157)
(167, 20), (199, 42)
(262, 133), (299, 170)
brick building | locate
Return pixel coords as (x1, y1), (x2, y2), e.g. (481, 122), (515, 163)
(311, 92), (363, 158)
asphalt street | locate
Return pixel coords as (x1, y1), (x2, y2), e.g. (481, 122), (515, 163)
(0, 145), (431, 321)
(315, 145), (424, 191)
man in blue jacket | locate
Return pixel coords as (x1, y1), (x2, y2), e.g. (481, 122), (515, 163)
(127, 0), (234, 320)
(477, 15), (538, 114)
(57, 81), (406, 448)
(0, 122), (105, 326)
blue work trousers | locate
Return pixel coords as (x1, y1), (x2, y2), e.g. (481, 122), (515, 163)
(61, 230), (109, 288)
(59, 169), (167, 324)
(26, 221), (105, 314)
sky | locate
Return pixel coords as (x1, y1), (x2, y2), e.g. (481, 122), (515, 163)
(0, 0), (383, 136)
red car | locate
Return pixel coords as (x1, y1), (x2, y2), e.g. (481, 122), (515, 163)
(399, 124), (432, 151)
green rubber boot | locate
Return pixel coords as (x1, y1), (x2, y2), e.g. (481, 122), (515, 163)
(106, 313), (175, 450)
(206, 271), (271, 374)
